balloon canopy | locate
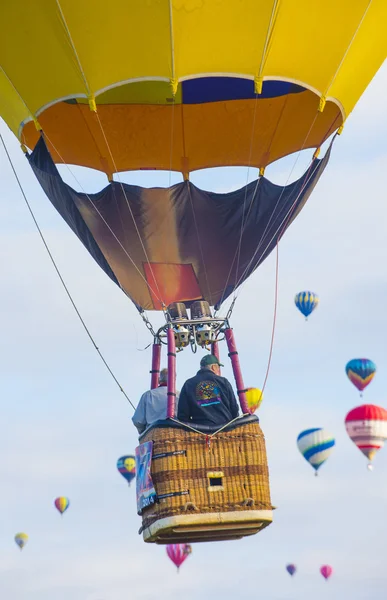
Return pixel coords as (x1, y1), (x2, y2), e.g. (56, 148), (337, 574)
(14, 533), (28, 550)
(54, 497), (70, 515)
(0, 1), (385, 176)
(27, 137), (330, 311)
(294, 291), (319, 319)
(297, 428), (335, 474)
(320, 565), (333, 580)
(345, 359), (376, 393)
(345, 404), (387, 464)
(286, 564), (296, 576)
(1, 1), (385, 313)
(117, 455), (136, 485)
(246, 388), (263, 414)
(166, 544), (192, 570)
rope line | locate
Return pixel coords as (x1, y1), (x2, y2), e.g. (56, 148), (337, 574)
(94, 112), (166, 310)
(187, 183), (212, 305)
(260, 242), (279, 396)
(42, 131), (163, 308)
(52, 2), (166, 312)
(0, 131), (136, 410)
(55, 0), (92, 99)
(235, 158), (319, 296)
(233, 108), (322, 297)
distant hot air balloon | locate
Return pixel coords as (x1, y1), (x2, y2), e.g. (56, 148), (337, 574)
(117, 455), (136, 486)
(166, 544), (192, 571)
(297, 428), (335, 475)
(246, 388), (263, 414)
(320, 565), (332, 580)
(345, 359), (376, 395)
(294, 291), (319, 320)
(14, 533), (28, 550)
(286, 564), (296, 576)
(54, 497), (70, 515)
(345, 404), (387, 470)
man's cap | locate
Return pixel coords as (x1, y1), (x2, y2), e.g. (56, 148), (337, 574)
(200, 354), (224, 368)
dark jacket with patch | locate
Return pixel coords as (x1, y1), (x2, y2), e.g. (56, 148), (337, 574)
(177, 368), (239, 426)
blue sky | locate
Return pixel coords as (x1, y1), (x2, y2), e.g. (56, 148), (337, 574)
(0, 61), (387, 600)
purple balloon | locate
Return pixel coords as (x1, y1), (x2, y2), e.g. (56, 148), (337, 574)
(286, 564), (296, 576)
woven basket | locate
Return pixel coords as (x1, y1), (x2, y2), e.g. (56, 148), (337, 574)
(140, 420), (272, 542)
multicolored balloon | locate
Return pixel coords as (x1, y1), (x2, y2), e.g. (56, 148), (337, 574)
(54, 497), (70, 515)
(117, 455), (136, 485)
(297, 428), (335, 475)
(14, 533), (28, 550)
(345, 404), (387, 470)
(166, 544), (192, 571)
(345, 358), (376, 395)
(246, 388), (263, 414)
(294, 291), (319, 319)
(320, 565), (332, 580)
(286, 564), (296, 576)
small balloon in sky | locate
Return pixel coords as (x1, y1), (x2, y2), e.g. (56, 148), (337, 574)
(246, 388), (263, 414)
(345, 358), (376, 395)
(320, 565), (332, 580)
(297, 428), (335, 475)
(15, 533), (28, 550)
(345, 404), (387, 469)
(117, 455), (136, 485)
(54, 496), (70, 515)
(166, 544), (192, 571)
(294, 291), (319, 320)
(286, 564), (296, 576)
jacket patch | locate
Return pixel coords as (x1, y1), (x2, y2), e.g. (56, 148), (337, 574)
(196, 381), (221, 407)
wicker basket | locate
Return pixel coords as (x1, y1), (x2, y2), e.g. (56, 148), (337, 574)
(139, 419), (273, 544)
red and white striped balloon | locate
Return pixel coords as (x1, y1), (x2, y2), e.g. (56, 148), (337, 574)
(345, 404), (387, 469)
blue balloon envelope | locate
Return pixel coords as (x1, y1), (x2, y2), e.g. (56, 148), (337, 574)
(294, 291), (319, 319)
(297, 428), (335, 475)
(117, 455), (136, 485)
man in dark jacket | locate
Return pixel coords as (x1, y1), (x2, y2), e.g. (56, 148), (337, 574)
(177, 355), (239, 426)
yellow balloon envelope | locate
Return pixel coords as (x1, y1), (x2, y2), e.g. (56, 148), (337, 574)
(0, 1), (385, 177)
(14, 533), (28, 550)
(246, 388), (264, 414)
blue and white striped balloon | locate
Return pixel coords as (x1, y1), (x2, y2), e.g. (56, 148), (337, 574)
(297, 428), (335, 475)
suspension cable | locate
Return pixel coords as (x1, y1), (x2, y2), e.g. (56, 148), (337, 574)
(260, 242), (279, 396)
(42, 130), (164, 310)
(0, 131), (136, 410)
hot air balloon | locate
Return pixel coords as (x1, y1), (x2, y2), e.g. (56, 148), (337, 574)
(345, 359), (376, 395)
(117, 456), (136, 486)
(345, 404), (387, 470)
(166, 544), (192, 572)
(294, 291), (319, 320)
(246, 388), (263, 414)
(297, 428), (335, 475)
(14, 533), (28, 550)
(320, 565), (332, 580)
(0, 1), (384, 546)
(286, 564), (296, 577)
(54, 497), (70, 515)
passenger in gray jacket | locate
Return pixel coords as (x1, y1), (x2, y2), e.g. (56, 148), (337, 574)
(132, 368), (179, 434)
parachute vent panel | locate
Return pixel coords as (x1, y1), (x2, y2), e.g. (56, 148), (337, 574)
(140, 420), (273, 544)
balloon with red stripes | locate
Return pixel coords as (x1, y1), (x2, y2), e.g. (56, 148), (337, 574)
(345, 404), (387, 470)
